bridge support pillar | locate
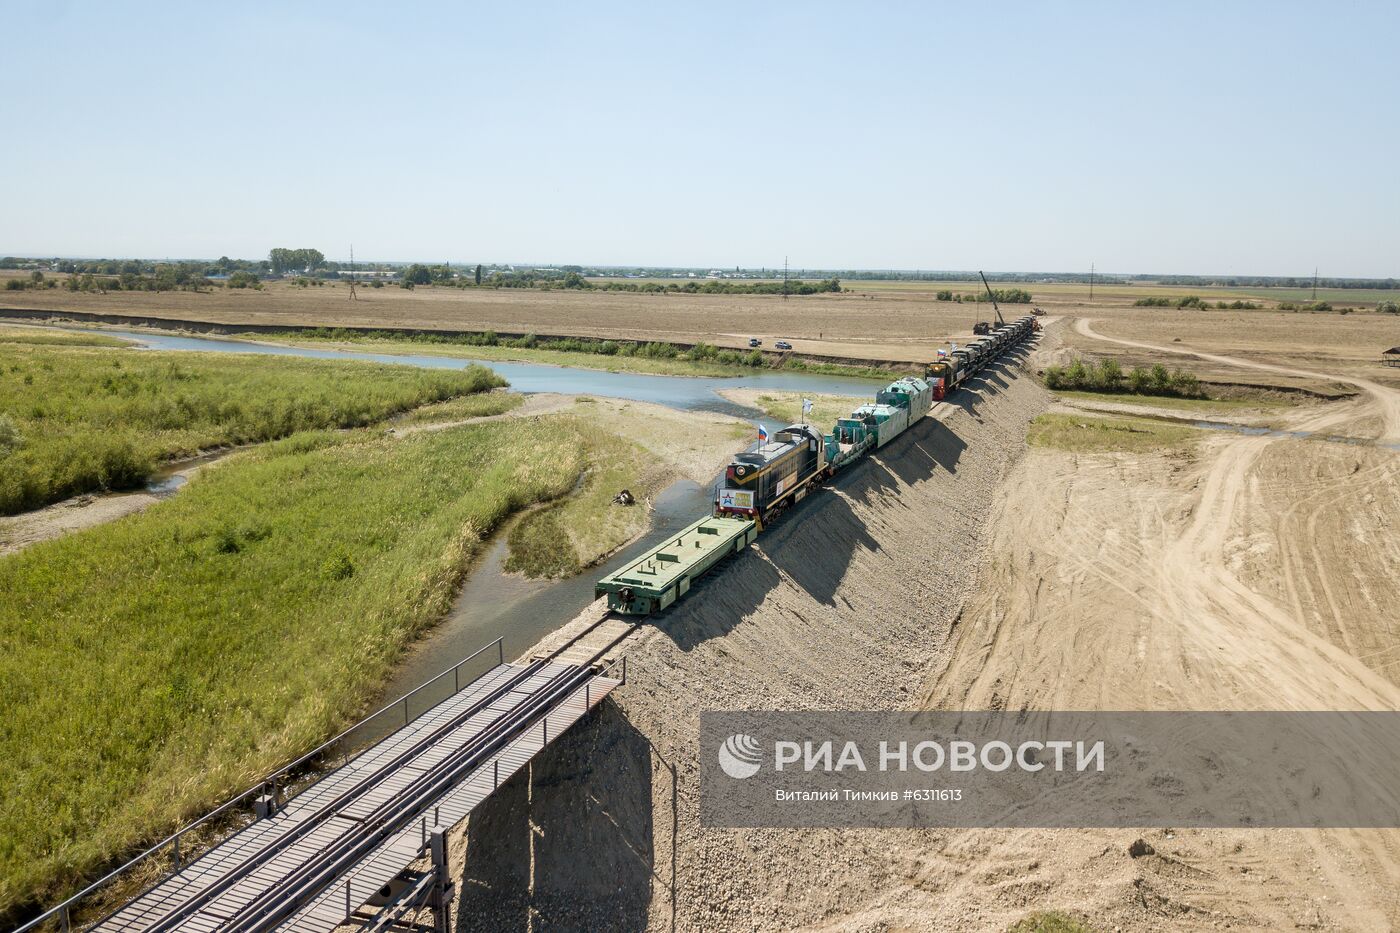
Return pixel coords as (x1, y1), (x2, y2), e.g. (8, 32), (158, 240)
(430, 826), (455, 933)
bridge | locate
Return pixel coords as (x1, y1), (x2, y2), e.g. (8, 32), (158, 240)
(21, 633), (625, 933)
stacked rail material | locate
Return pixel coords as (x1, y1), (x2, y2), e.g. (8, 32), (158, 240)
(90, 660), (619, 933)
(595, 515), (757, 615)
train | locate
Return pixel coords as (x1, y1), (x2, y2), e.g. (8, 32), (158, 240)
(596, 314), (1039, 613)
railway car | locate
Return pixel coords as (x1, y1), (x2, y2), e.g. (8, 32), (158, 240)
(600, 311), (1040, 616)
(715, 423), (826, 524)
(877, 376), (932, 422)
(848, 401), (909, 447)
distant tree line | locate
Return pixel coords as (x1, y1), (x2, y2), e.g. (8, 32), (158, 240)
(1127, 274), (1398, 291)
(935, 288), (1033, 304)
(4, 266), (218, 293)
(1136, 296), (1275, 310)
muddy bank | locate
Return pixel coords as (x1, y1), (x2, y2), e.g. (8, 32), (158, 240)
(0, 452), (230, 556)
(449, 346), (1050, 930)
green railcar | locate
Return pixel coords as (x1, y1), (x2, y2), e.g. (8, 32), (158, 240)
(594, 515), (758, 615)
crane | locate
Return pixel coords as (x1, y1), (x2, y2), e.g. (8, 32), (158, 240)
(974, 270), (1005, 335)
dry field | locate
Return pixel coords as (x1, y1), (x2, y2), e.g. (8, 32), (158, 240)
(3, 274), (1397, 385)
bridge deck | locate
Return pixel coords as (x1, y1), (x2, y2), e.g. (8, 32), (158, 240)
(93, 661), (619, 933)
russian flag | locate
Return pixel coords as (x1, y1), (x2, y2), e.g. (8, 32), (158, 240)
(757, 423), (770, 443)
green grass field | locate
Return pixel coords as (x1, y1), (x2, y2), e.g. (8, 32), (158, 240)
(0, 337), (504, 514)
(402, 391), (522, 424)
(1053, 389), (1291, 412)
(504, 416), (666, 577)
(0, 417), (599, 917)
(1029, 412), (1201, 453)
(0, 325), (132, 348)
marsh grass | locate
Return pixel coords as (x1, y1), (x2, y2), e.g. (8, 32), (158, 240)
(402, 391), (522, 424)
(0, 418), (588, 916)
(266, 330), (905, 380)
(0, 344), (504, 514)
(504, 417), (664, 577)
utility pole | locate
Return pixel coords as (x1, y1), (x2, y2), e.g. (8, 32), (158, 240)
(783, 256), (789, 301)
(1312, 267), (1318, 301)
(347, 245), (358, 301)
(1089, 261), (1094, 302)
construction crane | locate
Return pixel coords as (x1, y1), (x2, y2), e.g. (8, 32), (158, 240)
(972, 270), (1006, 336)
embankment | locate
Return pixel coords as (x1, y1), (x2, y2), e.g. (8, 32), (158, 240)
(449, 347), (1049, 930)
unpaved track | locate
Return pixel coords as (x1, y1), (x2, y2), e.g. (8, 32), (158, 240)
(918, 320), (1400, 928)
(1074, 317), (1400, 441)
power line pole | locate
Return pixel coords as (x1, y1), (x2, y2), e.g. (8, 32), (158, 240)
(1089, 261), (1094, 302)
(783, 256), (789, 301)
(348, 245), (358, 301)
(1312, 267), (1318, 301)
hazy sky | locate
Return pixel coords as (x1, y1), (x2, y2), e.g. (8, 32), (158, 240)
(3, 1), (1397, 276)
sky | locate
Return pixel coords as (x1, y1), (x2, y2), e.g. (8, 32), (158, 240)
(2, 1), (1397, 277)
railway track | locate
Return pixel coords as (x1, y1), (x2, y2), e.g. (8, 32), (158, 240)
(20, 604), (631, 933)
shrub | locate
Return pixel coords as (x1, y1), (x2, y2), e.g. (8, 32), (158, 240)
(1379, 300), (1399, 314)
(0, 413), (21, 455)
(1043, 355), (1203, 399)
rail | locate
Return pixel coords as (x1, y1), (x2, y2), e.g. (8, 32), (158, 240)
(14, 638), (506, 933)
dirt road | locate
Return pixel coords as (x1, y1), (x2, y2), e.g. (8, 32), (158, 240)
(918, 321), (1400, 928)
(1074, 317), (1400, 441)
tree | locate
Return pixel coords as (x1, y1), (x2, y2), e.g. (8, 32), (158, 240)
(474, 264), (482, 286)
(269, 248), (325, 275)
(401, 264), (432, 286)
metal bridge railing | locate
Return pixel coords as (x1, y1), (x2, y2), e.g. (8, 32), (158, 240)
(14, 637), (507, 933)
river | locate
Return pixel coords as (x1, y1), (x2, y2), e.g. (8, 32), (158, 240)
(50, 324), (888, 714)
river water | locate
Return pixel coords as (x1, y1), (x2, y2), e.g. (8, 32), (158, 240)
(106, 327), (886, 420)
(56, 324), (888, 708)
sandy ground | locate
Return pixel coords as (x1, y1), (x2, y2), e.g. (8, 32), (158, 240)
(918, 325), (1400, 930)
(440, 319), (1400, 932)
(0, 457), (221, 556)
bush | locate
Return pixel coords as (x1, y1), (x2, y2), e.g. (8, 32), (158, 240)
(227, 271), (261, 289)
(1380, 300), (1399, 314)
(1043, 355), (1203, 399)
